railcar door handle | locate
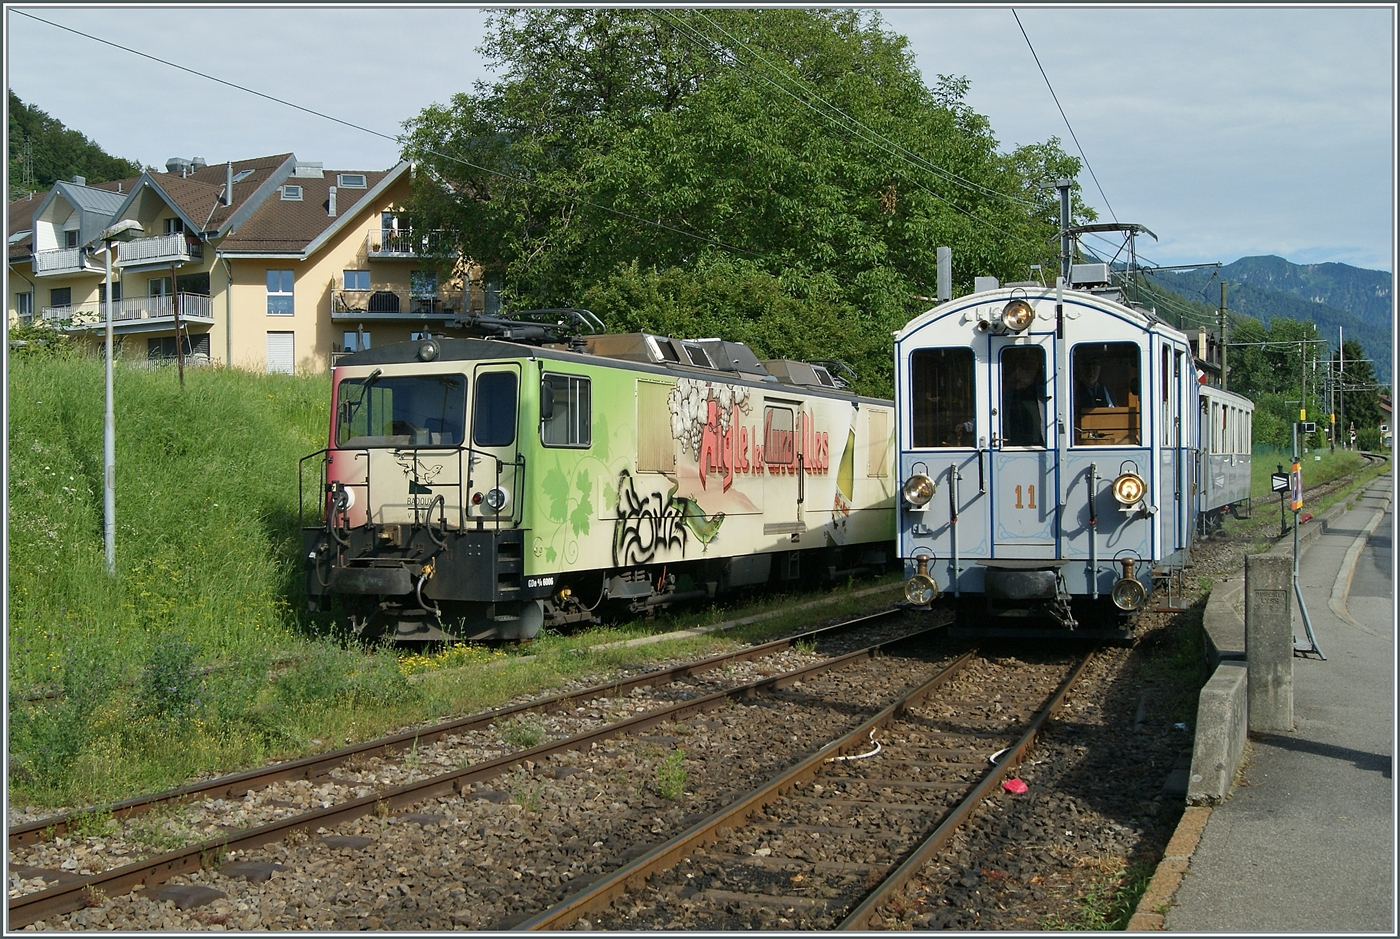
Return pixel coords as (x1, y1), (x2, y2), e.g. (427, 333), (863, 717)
(797, 454), (805, 504)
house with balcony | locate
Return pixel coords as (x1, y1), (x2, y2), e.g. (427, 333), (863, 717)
(8, 152), (494, 373)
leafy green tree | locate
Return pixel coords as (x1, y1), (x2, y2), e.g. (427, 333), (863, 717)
(402, 9), (1089, 396)
(8, 91), (143, 200)
(1332, 338), (1385, 448)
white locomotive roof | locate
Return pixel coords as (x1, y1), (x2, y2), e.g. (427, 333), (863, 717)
(895, 284), (1188, 345)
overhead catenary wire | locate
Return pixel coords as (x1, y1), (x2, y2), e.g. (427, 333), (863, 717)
(1011, 9), (1117, 224)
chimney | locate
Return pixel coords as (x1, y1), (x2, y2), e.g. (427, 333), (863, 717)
(224, 162), (234, 206)
(72, 175), (86, 186)
(328, 186), (337, 217)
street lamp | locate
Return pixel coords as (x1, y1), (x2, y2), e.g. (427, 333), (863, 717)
(95, 218), (143, 576)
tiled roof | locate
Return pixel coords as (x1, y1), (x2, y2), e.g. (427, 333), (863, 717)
(8, 191), (39, 259)
(149, 153), (294, 232)
(220, 167), (397, 253)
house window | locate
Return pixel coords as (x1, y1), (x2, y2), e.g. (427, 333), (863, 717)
(337, 174), (367, 188)
(149, 277), (172, 297)
(49, 287), (71, 309)
(343, 331), (371, 352)
(280, 185), (303, 201)
(164, 218), (184, 235)
(343, 270), (370, 291)
(267, 270), (295, 315)
(410, 270), (438, 299)
(100, 281), (123, 303)
(410, 331), (434, 341)
(63, 230), (79, 248)
(16, 291), (34, 323)
(266, 331), (294, 375)
(540, 374), (591, 448)
(147, 334), (210, 361)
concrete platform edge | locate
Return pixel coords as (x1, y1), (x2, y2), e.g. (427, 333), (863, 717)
(1128, 473), (1383, 930)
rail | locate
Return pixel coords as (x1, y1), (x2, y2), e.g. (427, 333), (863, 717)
(41, 293), (213, 326)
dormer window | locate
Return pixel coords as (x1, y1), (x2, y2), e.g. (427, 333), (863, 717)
(337, 173), (367, 188)
(281, 185), (303, 201)
(165, 218), (184, 235)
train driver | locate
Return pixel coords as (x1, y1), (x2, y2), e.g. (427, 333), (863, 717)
(1003, 355), (1046, 447)
(1076, 358), (1114, 412)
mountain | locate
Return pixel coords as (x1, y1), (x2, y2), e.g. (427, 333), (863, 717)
(7, 91), (143, 200)
(1147, 256), (1393, 385)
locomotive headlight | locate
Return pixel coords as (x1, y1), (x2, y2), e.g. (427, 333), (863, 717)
(901, 473), (936, 507)
(1001, 299), (1035, 332)
(1112, 472), (1146, 507)
(905, 573), (939, 606)
(417, 339), (440, 362)
(483, 487), (509, 512)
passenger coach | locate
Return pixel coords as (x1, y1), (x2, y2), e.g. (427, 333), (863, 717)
(895, 268), (1211, 636)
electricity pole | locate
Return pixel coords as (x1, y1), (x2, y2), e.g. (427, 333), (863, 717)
(1219, 281), (1228, 391)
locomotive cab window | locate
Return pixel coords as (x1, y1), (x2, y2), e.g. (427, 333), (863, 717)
(473, 371), (519, 447)
(1072, 343), (1140, 446)
(540, 373), (591, 448)
(1000, 346), (1046, 448)
(910, 347), (975, 448)
(336, 374), (466, 449)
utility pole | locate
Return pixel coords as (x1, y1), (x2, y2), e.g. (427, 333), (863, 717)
(1338, 327), (1345, 449)
(1058, 177), (1072, 284)
(1219, 281), (1228, 391)
(171, 262), (185, 388)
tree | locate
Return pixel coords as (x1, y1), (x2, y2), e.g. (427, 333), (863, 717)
(8, 91), (143, 200)
(402, 9), (1089, 397)
(1332, 338), (1384, 449)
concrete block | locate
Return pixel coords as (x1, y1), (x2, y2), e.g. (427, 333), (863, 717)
(1245, 554), (1293, 732)
(1201, 577), (1245, 666)
(1186, 660), (1248, 804)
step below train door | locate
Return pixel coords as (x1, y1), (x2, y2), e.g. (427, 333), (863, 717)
(990, 336), (1057, 558)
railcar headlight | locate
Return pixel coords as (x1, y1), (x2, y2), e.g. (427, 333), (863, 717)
(901, 473), (936, 507)
(1112, 472), (1146, 506)
(905, 573), (939, 606)
(1111, 577), (1147, 611)
(418, 339), (440, 362)
(1001, 299), (1035, 332)
(483, 487), (509, 512)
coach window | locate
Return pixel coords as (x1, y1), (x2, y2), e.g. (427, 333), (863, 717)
(1072, 342), (1140, 446)
(473, 371), (518, 447)
(910, 348), (975, 448)
(540, 373), (591, 447)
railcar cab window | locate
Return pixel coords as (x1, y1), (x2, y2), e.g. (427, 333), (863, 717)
(540, 373), (591, 447)
(473, 371), (518, 447)
(1072, 343), (1141, 446)
(1000, 346), (1046, 448)
(335, 374), (466, 449)
(910, 348), (975, 448)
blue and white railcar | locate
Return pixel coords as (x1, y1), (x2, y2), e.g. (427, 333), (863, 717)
(1198, 384), (1254, 534)
(894, 277), (1204, 635)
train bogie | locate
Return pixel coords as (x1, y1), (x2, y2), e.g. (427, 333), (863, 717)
(303, 323), (896, 641)
(893, 277), (1248, 636)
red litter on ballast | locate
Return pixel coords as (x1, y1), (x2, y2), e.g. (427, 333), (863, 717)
(1002, 778), (1029, 794)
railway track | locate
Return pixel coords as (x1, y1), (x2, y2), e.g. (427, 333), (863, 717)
(528, 649), (1095, 930)
(7, 608), (945, 929)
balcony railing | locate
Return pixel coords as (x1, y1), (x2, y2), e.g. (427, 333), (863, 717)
(41, 293), (214, 329)
(365, 229), (453, 259)
(115, 233), (203, 267)
(33, 247), (90, 276)
(332, 285), (465, 319)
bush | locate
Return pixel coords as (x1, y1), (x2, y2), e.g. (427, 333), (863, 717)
(140, 632), (204, 722)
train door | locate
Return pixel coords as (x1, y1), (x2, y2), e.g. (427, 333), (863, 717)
(468, 363), (522, 525)
(761, 397), (805, 539)
(991, 337), (1057, 557)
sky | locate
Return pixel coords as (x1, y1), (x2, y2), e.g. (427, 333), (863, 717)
(5, 4), (1396, 273)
